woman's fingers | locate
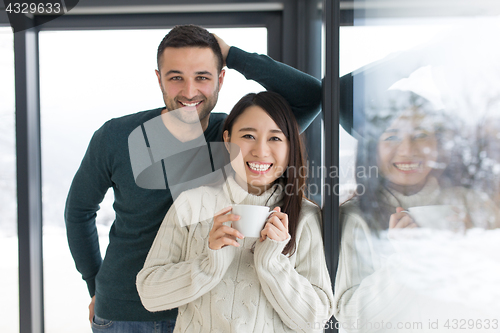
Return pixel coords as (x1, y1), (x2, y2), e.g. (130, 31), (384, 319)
(212, 224), (244, 240)
(261, 220), (288, 242)
(211, 234), (240, 250)
(267, 215), (287, 233)
(270, 207), (289, 230)
(389, 211), (417, 229)
(260, 207), (289, 242)
(209, 207), (243, 250)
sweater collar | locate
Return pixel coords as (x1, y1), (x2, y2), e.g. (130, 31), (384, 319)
(381, 176), (441, 209)
(222, 175), (285, 208)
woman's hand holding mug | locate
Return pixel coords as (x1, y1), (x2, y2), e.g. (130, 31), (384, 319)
(260, 207), (289, 242)
(209, 207), (244, 250)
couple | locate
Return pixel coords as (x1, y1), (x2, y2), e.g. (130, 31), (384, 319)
(65, 25), (334, 332)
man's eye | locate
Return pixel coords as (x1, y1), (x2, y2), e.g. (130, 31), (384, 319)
(197, 76), (209, 81)
(170, 76), (182, 81)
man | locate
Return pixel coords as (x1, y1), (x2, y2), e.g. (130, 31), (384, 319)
(65, 24), (321, 332)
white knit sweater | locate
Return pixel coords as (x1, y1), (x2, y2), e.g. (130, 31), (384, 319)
(137, 176), (334, 332)
(334, 177), (500, 332)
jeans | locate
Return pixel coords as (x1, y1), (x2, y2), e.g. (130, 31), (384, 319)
(91, 315), (176, 333)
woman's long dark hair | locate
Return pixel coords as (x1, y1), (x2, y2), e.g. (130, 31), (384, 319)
(222, 91), (306, 256)
(353, 90), (451, 232)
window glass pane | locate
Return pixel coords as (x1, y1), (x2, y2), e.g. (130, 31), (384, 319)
(0, 27), (18, 333)
(39, 27), (266, 332)
(337, 5), (500, 332)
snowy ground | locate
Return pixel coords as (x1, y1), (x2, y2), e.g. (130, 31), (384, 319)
(1, 226), (110, 333)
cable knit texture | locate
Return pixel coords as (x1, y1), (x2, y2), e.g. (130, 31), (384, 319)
(334, 177), (500, 332)
(137, 176), (334, 332)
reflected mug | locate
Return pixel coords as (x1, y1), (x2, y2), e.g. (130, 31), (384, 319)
(403, 205), (463, 230)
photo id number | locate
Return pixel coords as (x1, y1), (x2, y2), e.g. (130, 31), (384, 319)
(5, 2), (62, 14)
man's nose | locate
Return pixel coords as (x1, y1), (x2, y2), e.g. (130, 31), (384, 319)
(182, 79), (198, 99)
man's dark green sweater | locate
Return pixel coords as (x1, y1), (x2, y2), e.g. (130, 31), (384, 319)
(64, 46), (321, 321)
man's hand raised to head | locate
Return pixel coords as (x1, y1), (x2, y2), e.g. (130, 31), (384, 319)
(213, 33), (230, 68)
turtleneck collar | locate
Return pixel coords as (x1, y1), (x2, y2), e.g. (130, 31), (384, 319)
(222, 175), (285, 209)
(381, 176), (441, 209)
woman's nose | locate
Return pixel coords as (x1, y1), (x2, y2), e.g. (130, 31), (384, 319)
(252, 139), (270, 157)
(396, 136), (415, 156)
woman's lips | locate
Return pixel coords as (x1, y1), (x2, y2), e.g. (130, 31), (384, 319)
(247, 162), (273, 174)
(393, 162), (422, 173)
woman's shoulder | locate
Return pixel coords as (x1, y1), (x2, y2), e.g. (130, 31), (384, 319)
(298, 198), (321, 220)
(171, 183), (225, 220)
(339, 197), (363, 217)
(176, 183), (225, 201)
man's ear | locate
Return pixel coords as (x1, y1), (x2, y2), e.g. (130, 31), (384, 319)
(218, 69), (226, 92)
(223, 130), (230, 151)
(155, 69), (162, 88)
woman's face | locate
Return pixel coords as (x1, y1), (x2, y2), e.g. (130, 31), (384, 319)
(377, 111), (438, 194)
(223, 105), (290, 195)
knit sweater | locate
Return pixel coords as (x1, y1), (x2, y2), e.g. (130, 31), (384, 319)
(334, 177), (500, 332)
(64, 46), (322, 321)
(136, 176), (334, 332)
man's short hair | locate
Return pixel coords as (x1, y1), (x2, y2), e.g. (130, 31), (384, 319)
(157, 25), (223, 72)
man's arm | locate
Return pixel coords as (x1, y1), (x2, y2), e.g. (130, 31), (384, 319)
(64, 123), (113, 298)
(215, 35), (321, 132)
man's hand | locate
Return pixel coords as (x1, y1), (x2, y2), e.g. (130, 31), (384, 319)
(89, 296), (95, 325)
(213, 33), (230, 67)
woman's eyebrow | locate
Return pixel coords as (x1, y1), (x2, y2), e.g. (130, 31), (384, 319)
(238, 127), (283, 133)
(238, 127), (257, 132)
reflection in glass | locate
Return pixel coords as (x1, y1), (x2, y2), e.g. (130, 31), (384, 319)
(336, 10), (500, 333)
(39, 28), (267, 332)
(0, 27), (18, 333)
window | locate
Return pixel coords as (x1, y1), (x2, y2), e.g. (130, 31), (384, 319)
(39, 27), (267, 332)
(336, 10), (500, 332)
(0, 26), (18, 333)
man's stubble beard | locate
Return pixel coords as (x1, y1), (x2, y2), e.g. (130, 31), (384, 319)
(163, 84), (219, 125)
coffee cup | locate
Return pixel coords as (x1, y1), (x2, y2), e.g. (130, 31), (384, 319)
(404, 205), (462, 230)
(231, 204), (273, 238)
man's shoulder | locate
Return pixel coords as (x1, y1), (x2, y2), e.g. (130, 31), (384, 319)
(96, 107), (163, 139)
(205, 112), (228, 141)
(106, 107), (163, 127)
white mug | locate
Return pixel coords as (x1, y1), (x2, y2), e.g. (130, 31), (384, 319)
(404, 205), (463, 230)
(232, 204), (273, 238)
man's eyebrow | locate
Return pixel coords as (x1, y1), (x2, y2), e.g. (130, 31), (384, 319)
(165, 70), (182, 76)
(164, 70), (214, 76)
(195, 71), (213, 76)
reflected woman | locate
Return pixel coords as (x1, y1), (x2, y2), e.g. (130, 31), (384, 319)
(334, 89), (500, 332)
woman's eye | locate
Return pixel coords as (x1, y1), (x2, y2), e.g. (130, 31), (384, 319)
(383, 135), (400, 141)
(413, 132), (429, 140)
(269, 136), (282, 142)
(242, 134), (255, 139)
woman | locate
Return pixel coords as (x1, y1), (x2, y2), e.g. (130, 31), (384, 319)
(137, 91), (334, 333)
(334, 89), (500, 332)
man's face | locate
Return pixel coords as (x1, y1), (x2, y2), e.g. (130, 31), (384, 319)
(156, 47), (225, 128)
